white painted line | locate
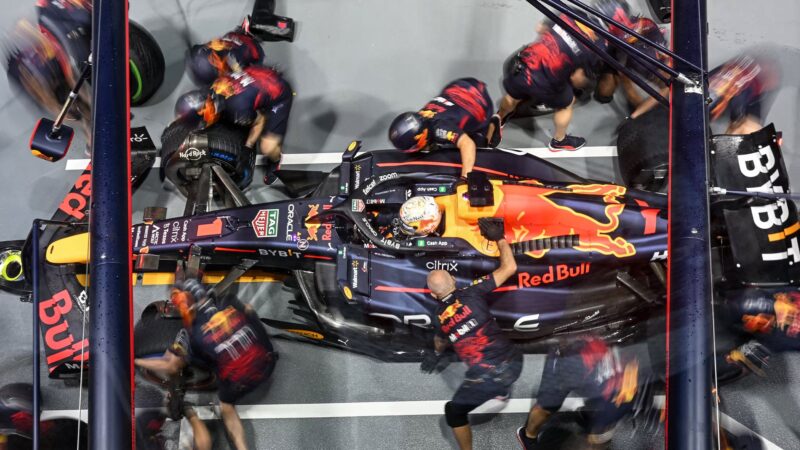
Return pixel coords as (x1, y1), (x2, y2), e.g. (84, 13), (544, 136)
(46, 397), (785, 449)
(64, 146), (618, 171)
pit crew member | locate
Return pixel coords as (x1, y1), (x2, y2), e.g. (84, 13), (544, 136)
(388, 78), (500, 178)
(517, 335), (647, 449)
(187, 21), (265, 86)
(134, 280), (276, 450)
(491, 9), (607, 151)
(424, 217), (521, 450)
(174, 64), (294, 184)
(630, 52), (780, 133)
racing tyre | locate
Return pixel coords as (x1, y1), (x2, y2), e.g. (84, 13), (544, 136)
(134, 301), (216, 391)
(161, 121), (254, 195)
(617, 106), (669, 193)
(129, 21), (165, 106)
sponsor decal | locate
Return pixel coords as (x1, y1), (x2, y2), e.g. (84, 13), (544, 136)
(259, 249), (301, 259)
(39, 289), (89, 371)
(343, 286), (353, 300)
(297, 239), (309, 251)
(378, 173), (398, 182)
(179, 147), (206, 161)
(362, 179), (377, 194)
(252, 209), (279, 238)
(425, 260), (459, 272)
(552, 24), (582, 56)
(583, 310), (600, 322)
(305, 204), (333, 241)
(361, 217), (379, 237)
(736, 143), (800, 264)
(369, 313), (432, 328)
(650, 251), (668, 262)
(353, 164), (362, 189)
(59, 168), (92, 221)
(351, 199), (365, 212)
(514, 314), (540, 331)
(285, 204), (296, 241)
(351, 260), (359, 289)
(517, 263), (591, 288)
(286, 329), (324, 340)
(449, 318), (478, 342)
(149, 223), (160, 245)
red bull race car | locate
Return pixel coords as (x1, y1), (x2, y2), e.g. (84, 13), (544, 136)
(0, 124), (796, 382)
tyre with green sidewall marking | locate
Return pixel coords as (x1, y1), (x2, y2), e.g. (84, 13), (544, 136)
(129, 21), (165, 106)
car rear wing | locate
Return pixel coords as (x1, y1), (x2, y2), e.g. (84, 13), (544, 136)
(711, 124), (800, 285)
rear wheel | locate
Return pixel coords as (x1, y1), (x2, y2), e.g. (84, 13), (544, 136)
(129, 21), (165, 106)
(134, 301), (216, 391)
(617, 106), (669, 192)
(160, 121), (255, 196)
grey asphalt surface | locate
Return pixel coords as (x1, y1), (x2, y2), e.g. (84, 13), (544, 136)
(1, 0), (800, 449)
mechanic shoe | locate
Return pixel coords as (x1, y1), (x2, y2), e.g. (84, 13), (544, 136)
(516, 427), (537, 449)
(487, 114), (503, 147)
(727, 340), (771, 378)
(263, 159), (279, 185)
(548, 135), (586, 152)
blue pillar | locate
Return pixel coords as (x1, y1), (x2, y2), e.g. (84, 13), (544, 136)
(89, 0), (133, 448)
(666, 0), (712, 448)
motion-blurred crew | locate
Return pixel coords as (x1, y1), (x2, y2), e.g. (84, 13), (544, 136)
(187, 21), (266, 86)
(174, 64), (294, 184)
(135, 280), (276, 450)
(517, 335), (650, 449)
(389, 78), (500, 178)
(423, 218), (521, 450)
(491, 8), (607, 151)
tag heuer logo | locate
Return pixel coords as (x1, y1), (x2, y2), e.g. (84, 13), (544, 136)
(252, 209), (279, 238)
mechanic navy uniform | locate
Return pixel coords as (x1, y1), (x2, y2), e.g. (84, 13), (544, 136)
(170, 296), (276, 404)
(416, 78), (494, 149)
(435, 275), (523, 427)
(536, 336), (643, 438)
(503, 20), (600, 110)
(211, 65), (294, 138)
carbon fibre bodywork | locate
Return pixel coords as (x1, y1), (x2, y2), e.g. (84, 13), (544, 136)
(4, 125), (798, 374)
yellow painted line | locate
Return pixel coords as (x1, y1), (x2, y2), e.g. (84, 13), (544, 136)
(74, 270), (285, 287)
(768, 221), (800, 242)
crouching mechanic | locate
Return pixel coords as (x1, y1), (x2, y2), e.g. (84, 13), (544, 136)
(134, 280), (276, 450)
(493, 9), (606, 151)
(424, 218), (522, 450)
(186, 22), (265, 86)
(389, 78), (501, 178)
(174, 65), (294, 184)
(517, 335), (647, 449)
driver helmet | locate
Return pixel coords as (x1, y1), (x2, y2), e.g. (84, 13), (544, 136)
(187, 44), (228, 86)
(173, 89), (223, 128)
(388, 112), (427, 152)
(398, 196), (442, 236)
(0, 250), (24, 283)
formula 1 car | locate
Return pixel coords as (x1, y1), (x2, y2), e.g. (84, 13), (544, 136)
(0, 121), (796, 383)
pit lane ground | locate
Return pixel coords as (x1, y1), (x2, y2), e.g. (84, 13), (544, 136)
(1, 0), (800, 448)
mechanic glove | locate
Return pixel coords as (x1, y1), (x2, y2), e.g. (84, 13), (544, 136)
(478, 217), (506, 242)
(420, 350), (452, 374)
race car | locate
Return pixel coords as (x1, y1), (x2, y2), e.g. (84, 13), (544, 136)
(0, 121), (796, 384)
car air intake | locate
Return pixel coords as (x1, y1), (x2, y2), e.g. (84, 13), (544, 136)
(512, 235), (580, 254)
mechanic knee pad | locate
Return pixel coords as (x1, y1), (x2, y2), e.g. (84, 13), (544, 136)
(444, 401), (470, 428)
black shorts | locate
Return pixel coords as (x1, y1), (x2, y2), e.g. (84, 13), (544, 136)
(217, 360), (275, 404)
(451, 356), (523, 411)
(502, 69), (574, 110)
(263, 92), (293, 138)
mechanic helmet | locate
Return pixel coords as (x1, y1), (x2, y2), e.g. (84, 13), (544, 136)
(174, 89), (223, 128)
(170, 278), (207, 325)
(623, 18), (668, 82)
(187, 44), (227, 86)
(0, 250), (24, 283)
(593, 0), (635, 37)
(398, 196), (442, 236)
(389, 112), (427, 152)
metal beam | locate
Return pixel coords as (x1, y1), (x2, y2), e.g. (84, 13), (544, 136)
(89, 0), (134, 448)
(666, 0), (713, 448)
